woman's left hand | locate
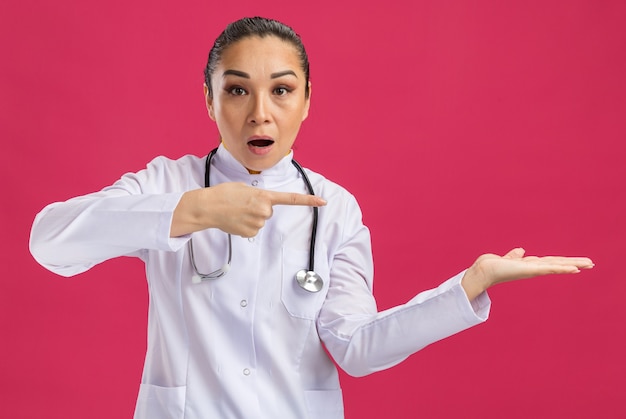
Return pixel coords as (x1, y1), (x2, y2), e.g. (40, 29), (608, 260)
(461, 248), (594, 301)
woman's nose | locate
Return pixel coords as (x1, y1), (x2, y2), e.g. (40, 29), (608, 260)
(248, 94), (271, 124)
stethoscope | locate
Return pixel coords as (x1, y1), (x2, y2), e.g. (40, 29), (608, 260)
(189, 147), (324, 293)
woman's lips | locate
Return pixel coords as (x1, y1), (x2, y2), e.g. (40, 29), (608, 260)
(248, 139), (274, 147)
(247, 138), (275, 155)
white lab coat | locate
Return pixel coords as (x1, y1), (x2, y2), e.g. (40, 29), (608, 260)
(30, 145), (490, 419)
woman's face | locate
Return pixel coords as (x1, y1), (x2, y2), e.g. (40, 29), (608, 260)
(205, 35), (311, 172)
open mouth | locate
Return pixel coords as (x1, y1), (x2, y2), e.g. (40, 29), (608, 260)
(247, 139), (275, 147)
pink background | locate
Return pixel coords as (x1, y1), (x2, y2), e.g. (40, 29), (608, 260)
(2, 1), (625, 418)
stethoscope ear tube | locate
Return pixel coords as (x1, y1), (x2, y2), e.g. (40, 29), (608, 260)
(189, 232), (232, 282)
(290, 160), (318, 272)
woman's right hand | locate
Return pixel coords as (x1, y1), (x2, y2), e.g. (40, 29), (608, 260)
(170, 182), (326, 238)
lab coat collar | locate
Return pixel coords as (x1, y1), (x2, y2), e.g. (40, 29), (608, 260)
(213, 144), (298, 186)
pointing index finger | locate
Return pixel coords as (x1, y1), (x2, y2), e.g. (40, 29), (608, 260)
(267, 190), (327, 207)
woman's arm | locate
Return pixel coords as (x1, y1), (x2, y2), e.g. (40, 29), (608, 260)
(29, 156), (192, 277)
(29, 189), (186, 277)
(317, 197), (594, 377)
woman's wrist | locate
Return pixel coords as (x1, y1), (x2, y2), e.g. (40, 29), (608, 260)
(171, 189), (211, 237)
(461, 261), (491, 301)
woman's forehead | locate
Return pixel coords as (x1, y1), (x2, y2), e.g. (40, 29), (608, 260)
(217, 36), (302, 75)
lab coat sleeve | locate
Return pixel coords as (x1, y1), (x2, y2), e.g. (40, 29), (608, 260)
(317, 196), (490, 377)
(29, 157), (190, 277)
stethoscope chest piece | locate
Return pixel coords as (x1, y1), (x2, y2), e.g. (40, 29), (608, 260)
(295, 269), (323, 293)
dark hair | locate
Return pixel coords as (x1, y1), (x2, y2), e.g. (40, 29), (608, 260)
(204, 17), (310, 98)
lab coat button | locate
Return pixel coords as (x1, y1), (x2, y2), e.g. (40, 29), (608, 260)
(243, 368), (251, 376)
(251, 180), (259, 186)
(248, 237), (255, 243)
(240, 300), (248, 307)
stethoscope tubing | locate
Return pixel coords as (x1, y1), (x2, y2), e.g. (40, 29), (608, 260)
(289, 158), (318, 274)
(192, 147), (322, 291)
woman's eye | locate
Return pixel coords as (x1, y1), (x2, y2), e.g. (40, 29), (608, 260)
(274, 87), (290, 96)
(228, 87), (246, 96)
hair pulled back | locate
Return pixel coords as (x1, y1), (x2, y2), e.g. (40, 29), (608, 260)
(204, 17), (310, 98)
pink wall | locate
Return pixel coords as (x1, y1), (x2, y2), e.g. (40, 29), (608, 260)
(2, 1), (625, 417)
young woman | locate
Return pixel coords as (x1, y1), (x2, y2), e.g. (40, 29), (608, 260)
(30, 17), (593, 419)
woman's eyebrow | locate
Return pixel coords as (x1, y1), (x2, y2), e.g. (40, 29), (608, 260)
(221, 69), (298, 79)
(222, 69), (249, 78)
(271, 70), (297, 79)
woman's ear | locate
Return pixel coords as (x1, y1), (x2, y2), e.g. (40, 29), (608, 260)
(203, 83), (215, 120)
(302, 81), (312, 121)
